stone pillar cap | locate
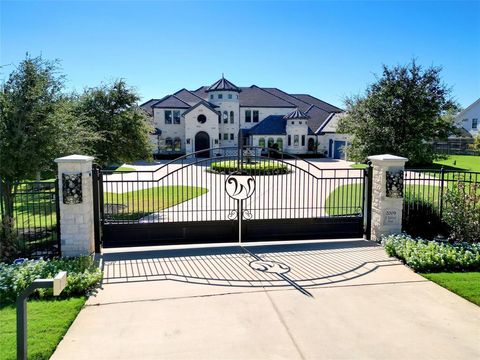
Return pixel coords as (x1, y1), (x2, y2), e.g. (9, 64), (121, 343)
(368, 154), (408, 162)
(54, 154), (95, 163)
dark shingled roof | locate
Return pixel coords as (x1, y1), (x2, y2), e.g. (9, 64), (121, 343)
(284, 109), (310, 120)
(206, 76), (241, 93)
(153, 95), (191, 109)
(182, 100), (220, 117)
(140, 98), (166, 115)
(247, 115), (315, 136)
(262, 88), (313, 112)
(305, 106), (333, 133)
(193, 85), (297, 108)
(292, 94), (343, 113)
(173, 88), (212, 106)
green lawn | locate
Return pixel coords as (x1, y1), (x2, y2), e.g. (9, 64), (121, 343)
(433, 155), (480, 172)
(421, 272), (480, 306)
(350, 163), (368, 169)
(104, 185), (208, 220)
(0, 297), (86, 360)
(115, 165), (135, 172)
(325, 183), (441, 215)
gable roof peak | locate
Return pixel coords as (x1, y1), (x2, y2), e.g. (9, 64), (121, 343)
(206, 76), (241, 93)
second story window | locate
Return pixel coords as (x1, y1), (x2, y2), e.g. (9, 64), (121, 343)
(223, 133), (229, 140)
(230, 111), (234, 123)
(173, 110), (180, 124)
(301, 135), (305, 146)
(223, 111), (228, 124)
(210, 94), (214, 100)
(245, 110), (252, 122)
(218, 94), (223, 99)
(473, 118), (478, 129)
(288, 135), (291, 146)
(230, 133), (234, 140)
(228, 94), (232, 99)
(165, 110), (172, 124)
(253, 110), (259, 123)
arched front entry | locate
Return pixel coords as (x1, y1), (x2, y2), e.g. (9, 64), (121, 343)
(195, 131), (210, 157)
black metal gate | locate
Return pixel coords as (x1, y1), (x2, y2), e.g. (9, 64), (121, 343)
(93, 146), (371, 248)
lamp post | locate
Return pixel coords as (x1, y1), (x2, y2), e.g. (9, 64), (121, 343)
(17, 271), (67, 360)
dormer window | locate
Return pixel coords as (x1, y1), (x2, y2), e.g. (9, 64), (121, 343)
(210, 94), (214, 100)
(291, 121), (294, 125)
(299, 121), (302, 125)
(218, 94), (223, 99)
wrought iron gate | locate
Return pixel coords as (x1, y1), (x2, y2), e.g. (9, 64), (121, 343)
(93, 146), (371, 248)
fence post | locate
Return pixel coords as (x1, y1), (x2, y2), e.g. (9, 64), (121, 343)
(367, 154), (408, 242)
(439, 166), (445, 218)
(363, 163), (373, 240)
(54, 155), (95, 257)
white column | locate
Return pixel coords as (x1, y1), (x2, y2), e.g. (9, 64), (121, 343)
(368, 154), (408, 242)
(54, 155), (95, 257)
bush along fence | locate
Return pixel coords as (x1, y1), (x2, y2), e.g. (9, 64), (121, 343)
(403, 168), (480, 241)
(0, 178), (61, 260)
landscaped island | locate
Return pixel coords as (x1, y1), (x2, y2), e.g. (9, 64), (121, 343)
(209, 160), (289, 175)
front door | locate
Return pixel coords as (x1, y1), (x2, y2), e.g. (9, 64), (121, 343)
(195, 131), (210, 157)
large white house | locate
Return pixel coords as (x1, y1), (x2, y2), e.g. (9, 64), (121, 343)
(140, 77), (346, 158)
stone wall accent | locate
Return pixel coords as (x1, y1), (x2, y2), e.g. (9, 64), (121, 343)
(368, 154), (408, 241)
(54, 155), (95, 257)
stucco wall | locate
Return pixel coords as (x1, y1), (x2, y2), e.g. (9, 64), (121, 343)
(184, 105), (220, 154)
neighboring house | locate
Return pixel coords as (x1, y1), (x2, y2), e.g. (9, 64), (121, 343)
(456, 98), (480, 137)
(433, 98), (479, 154)
(140, 76), (346, 158)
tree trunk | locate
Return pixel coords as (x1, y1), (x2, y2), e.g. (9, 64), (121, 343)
(0, 178), (19, 261)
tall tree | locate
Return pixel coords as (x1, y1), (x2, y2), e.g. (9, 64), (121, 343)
(77, 80), (153, 166)
(338, 60), (458, 165)
(0, 55), (96, 257)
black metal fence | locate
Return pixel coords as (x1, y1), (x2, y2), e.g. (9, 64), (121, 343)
(98, 146), (369, 246)
(403, 168), (480, 238)
(0, 179), (60, 258)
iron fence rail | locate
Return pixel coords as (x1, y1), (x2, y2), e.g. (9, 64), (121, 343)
(0, 179), (60, 258)
(99, 147), (366, 225)
(403, 168), (480, 238)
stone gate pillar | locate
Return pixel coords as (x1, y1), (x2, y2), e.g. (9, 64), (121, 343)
(367, 154), (408, 241)
(54, 155), (95, 257)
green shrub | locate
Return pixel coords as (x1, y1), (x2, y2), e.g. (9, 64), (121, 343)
(0, 256), (102, 305)
(382, 234), (480, 272)
(442, 181), (480, 243)
(210, 160), (289, 175)
(402, 198), (447, 240)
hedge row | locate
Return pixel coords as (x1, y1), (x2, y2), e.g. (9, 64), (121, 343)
(210, 160), (289, 175)
(0, 256), (102, 305)
(382, 234), (480, 272)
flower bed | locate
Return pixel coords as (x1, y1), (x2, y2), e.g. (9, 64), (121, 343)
(0, 256), (102, 305)
(382, 234), (480, 272)
(210, 160), (289, 175)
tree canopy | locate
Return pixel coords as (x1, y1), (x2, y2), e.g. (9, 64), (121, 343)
(0, 55), (94, 182)
(76, 80), (153, 166)
(338, 60), (458, 165)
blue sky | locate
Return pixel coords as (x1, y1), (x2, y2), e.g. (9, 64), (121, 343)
(1, 1), (479, 108)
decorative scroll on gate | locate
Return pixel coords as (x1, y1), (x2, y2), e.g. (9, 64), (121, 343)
(225, 172), (256, 243)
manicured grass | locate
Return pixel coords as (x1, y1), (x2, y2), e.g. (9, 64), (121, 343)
(433, 155), (480, 172)
(421, 272), (480, 306)
(115, 166), (135, 172)
(350, 163), (368, 169)
(0, 297), (86, 360)
(326, 183), (442, 215)
(104, 185), (208, 220)
(325, 183), (365, 215)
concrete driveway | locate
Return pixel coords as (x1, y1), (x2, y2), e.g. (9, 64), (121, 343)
(52, 239), (480, 360)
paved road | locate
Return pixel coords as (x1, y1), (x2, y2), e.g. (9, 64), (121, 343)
(52, 240), (480, 360)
